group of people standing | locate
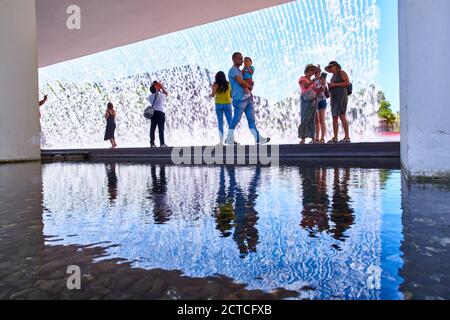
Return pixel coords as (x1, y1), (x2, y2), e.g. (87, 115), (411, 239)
(209, 57), (352, 146)
(102, 55), (351, 148)
(298, 61), (351, 144)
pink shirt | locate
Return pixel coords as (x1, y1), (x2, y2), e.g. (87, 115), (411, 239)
(299, 76), (317, 94)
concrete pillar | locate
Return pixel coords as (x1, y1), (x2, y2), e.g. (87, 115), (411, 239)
(399, 0), (450, 179)
(0, 0), (40, 162)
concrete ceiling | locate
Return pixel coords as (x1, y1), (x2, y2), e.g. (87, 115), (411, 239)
(36, 0), (292, 68)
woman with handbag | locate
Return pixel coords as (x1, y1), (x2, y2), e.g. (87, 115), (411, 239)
(325, 61), (351, 143)
(148, 81), (169, 148)
(298, 64), (323, 144)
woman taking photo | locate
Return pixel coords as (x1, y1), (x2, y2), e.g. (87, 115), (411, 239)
(209, 71), (233, 145)
(104, 102), (117, 148)
(148, 81), (169, 147)
(325, 61), (351, 143)
(298, 64), (323, 144)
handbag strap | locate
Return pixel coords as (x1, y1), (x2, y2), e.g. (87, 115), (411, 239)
(151, 93), (159, 107)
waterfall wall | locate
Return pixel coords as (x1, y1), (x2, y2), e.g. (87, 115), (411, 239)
(39, 0), (383, 149)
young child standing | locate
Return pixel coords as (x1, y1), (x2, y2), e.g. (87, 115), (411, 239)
(242, 57), (255, 100)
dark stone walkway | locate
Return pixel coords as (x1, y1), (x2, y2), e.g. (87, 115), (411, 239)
(41, 142), (400, 163)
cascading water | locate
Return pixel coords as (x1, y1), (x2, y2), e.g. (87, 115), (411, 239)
(39, 0), (384, 149)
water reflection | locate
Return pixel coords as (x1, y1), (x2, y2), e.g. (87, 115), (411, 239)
(299, 167), (331, 238)
(214, 166), (235, 237)
(299, 167), (355, 248)
(0, 162), (297, 300)
(232, 166), (260, 258)
(400, 178), (450, 299)
(105, 163), (118, 203)
(4, 162), (450, 299)
(41, 162), (393, 299)
(214, 166), (260, 258)
(148, 164), (171, 225)
(330, 168), (355, 243)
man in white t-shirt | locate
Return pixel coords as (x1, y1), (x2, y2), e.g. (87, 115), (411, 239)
(148, 81), (169, 147)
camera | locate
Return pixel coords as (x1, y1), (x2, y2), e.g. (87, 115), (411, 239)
(153, 81), (162, 90)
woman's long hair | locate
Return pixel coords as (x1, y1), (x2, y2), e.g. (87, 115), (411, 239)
(215, 71), (229, 94)
(107, 102), (114, 110)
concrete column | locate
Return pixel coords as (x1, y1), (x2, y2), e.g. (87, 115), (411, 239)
(0, 0), (40, 162)
(399, 0), (450, 178)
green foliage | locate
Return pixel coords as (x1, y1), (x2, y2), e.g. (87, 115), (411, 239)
(378, 100), (396, 125)
(377, 94), (399, 130)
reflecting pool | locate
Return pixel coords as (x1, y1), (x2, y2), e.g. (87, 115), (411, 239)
(1, 162), (450, 300)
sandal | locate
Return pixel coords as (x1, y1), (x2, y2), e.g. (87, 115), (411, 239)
(309, 139), (319, 144)
(327, 137), (338, 144)
(339, 138), (351, 144)
(318, 139), (325, 144)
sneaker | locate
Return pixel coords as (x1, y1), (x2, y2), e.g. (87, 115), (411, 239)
(161, 144), (168, 147)
(257, 137), (270, 145)
(150, 144), (157, 148)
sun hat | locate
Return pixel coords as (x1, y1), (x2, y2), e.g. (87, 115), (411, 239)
(325, 61), (341, 72)
(304, 63), (317, 74)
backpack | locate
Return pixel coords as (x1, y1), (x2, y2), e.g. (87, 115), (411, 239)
(339, 71), (352, 96)
(347, 83), (353, 96)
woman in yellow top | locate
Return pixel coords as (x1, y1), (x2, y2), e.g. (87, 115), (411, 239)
(209, 71), (233, 145)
